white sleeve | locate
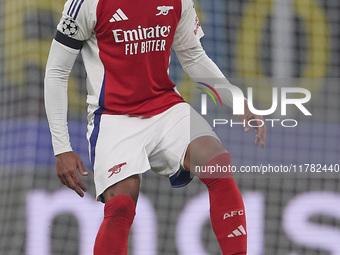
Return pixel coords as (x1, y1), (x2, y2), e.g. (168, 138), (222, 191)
(175, 44), (244, 109)
(44, 40), (79, 155)
(55, 0), (97, 49)
(172, 0), (204, 51)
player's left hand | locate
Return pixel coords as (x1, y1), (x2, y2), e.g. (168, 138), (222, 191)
(237, 101), (267, 148)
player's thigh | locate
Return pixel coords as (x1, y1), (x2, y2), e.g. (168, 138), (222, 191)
(184, 136), (227, 174)
(149, 103), (222, 176)
(102, 174), (140, 204)
(87, 114), (152, 202)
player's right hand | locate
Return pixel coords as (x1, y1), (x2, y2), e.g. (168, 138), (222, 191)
(55, 151), (89, 197)
(237, 100), (267, 148)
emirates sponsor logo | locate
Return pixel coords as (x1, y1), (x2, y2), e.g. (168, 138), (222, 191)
(112, 25), (171, 43)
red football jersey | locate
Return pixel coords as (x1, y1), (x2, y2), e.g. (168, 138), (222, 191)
(56, 0), (204, 116)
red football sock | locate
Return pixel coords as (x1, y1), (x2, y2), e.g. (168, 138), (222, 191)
(200, 153), (247, 255)
(94, 195), (136, 255)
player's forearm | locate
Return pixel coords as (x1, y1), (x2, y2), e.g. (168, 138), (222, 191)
(44, 40), (79, 155)
(175, 45), (237, 108)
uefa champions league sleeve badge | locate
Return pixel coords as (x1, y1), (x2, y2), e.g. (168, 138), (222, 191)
(61, 17), (79, 37)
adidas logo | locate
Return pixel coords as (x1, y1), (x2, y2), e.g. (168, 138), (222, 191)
(109, 9), (128, 23)
(227, 225), (247, 238)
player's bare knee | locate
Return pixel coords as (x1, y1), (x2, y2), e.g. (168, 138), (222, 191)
(185, 136), (227, 169)
(103, 189), (139, 205)
(103, 175), (140, 204)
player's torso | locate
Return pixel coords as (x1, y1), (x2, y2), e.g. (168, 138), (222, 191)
(88, 0), (183, 115)
(94, 0), (182, 57)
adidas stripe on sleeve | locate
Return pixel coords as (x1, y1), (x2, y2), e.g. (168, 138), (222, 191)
(56, 0), (98, 50)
